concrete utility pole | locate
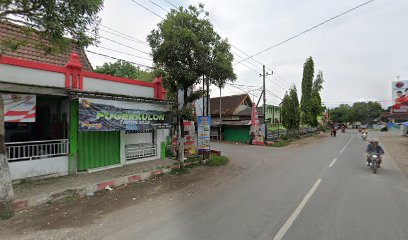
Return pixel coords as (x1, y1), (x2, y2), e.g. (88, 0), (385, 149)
(219, 86), (222, 140)
(261, 65), (272, 143)
(0, 96), (14, 219)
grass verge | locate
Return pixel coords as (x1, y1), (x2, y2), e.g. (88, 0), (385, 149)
(169, 168), (190, 175)
(269, 140), (290, 147)
(207, 155), (229, 166)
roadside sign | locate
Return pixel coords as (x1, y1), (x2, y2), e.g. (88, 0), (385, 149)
(197, 116), (211, 150)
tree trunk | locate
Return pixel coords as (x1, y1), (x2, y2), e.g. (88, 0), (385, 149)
(0, 96), (14, 219)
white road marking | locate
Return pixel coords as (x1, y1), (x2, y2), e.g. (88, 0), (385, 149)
(329, 158), (337, 168)
(340, 135), (354, 154)
(272, 178), (322, 240)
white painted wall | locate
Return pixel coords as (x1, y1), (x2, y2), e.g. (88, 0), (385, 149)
(0, 64), (65, 88)
(83, 77), (155, 98)
(124, 132), (153, 145)
(9, 156), (69, 180)
(122, 128), (170, 164)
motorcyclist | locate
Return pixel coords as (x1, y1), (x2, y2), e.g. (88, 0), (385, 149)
(365, 138), (384, 167)
(361, 129), (368, 138)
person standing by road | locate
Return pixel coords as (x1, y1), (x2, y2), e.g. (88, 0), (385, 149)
(332, 126), (337, 137)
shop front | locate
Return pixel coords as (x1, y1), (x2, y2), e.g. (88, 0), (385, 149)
(2, 93), (70, 180)
(74, 95), (172, 171)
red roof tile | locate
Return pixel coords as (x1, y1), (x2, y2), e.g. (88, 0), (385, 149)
(0, 21), (92, 71)
(210, 94), (251, 116)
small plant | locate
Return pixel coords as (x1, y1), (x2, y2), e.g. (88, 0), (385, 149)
(169, 168), (189, 175)
(165, 145), (175, 157)
(270, 140), (290, 147)
(207, 155), (229, 166)
(280, 134), (288, 140)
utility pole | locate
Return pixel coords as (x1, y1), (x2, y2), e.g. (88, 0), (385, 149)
(219, 86), (222, 141)
(260, 65), (272, 143)
(202, 75), (205, 116)
(206, 77), (210, 116)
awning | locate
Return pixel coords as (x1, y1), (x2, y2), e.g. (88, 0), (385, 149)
(211, 120), (251, 127)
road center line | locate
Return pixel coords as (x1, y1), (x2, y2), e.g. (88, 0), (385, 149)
(329, 158), (337, 168)
(272, 178), (322, 240)
(340, 135), (354, 154)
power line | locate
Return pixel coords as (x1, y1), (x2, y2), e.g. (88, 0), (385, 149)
(100, 36), (151, 55)
(99, 27), (149, 46)
(226, 82), (261, 88)
(232, 46), (292, 88)
(266, 76), (287, 91)
(149, 0), (169, 13)
(266, 89), (283, 101)
(85, 50), (154, 69)
(236, 0), (376, 65)
(164, 0), (178, 9)
(96, 46), (153, 61)
(232, 51), (263, 71)
(129, 0), (164, 19)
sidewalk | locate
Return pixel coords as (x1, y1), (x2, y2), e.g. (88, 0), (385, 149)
(12, 158), (179, 210)
(379, 132), (408, 178)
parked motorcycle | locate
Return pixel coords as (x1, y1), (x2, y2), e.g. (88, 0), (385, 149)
(368, 152), (381, 174)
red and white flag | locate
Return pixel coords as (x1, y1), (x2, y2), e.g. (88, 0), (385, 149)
(2, 94), (36, 122)
(251, 103), (259, 129)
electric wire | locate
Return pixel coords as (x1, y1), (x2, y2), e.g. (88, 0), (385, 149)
(235, 0), (376, 65)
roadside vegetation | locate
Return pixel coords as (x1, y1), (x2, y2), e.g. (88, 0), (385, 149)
(207, 155), (229, 166)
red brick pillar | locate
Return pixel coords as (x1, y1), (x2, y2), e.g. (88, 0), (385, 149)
(153, 77), (167, 100)
(65, 52), (83, 89)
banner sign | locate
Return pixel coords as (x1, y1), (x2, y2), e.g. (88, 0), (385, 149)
(2, 94), (36, 122)
(197, 116), (211, 150)
(79, 98), (172, 131)
(391, 80), (408, 113)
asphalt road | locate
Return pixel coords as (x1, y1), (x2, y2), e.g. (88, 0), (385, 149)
(4, 131), (408, 240)
(102, 130), (408, 240)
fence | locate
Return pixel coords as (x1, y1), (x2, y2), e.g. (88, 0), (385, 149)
(6, 139), (69, 162)
(125, 143), (157, 160)
(267, 127), (318, 141)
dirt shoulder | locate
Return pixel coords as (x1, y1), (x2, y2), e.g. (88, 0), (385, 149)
(379, 133), (408, 178)
(0, 162), (243, 240)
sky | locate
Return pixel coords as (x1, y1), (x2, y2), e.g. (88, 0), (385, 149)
(86, 0), (408, 108)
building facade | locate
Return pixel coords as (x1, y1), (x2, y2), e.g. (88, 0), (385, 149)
(0, 22), (171, 181)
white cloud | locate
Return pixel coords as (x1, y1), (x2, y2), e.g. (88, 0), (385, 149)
(86, 0), (408, 107)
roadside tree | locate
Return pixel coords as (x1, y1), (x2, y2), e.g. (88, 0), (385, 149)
(0, 0), (104, 53)
(282, 87), (301, 131)
(310, 70), (324, 127)
(300, 57), (314, 125)
(147, 4), (235, 165)
(95, 60), (155, 82)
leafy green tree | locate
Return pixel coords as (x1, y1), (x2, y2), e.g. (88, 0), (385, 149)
(94, 61), (155, 82)
(0, 0), (104, 53)
(282, 86), (301, 131)
(300, 57), (314, 125)
(330, 104), (352, 123)
(310, 70), (324, 127)
(147, 4), (235, 164)
(329, 101), (383, 124)
(0, 0), (103, 219)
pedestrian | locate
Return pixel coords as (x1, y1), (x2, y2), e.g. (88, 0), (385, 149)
(249, 131), (255, 145)
(332, 127), (337, 137)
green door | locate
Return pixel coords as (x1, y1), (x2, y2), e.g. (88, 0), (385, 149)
(77, 131), (121, 170)
(224, 126), (250, 143)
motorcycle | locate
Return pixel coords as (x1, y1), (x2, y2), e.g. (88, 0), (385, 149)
(361, 132), (367, 140)
(368, 152), (382, 174)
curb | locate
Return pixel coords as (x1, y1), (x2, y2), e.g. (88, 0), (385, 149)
(12, 161), (201, 211)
